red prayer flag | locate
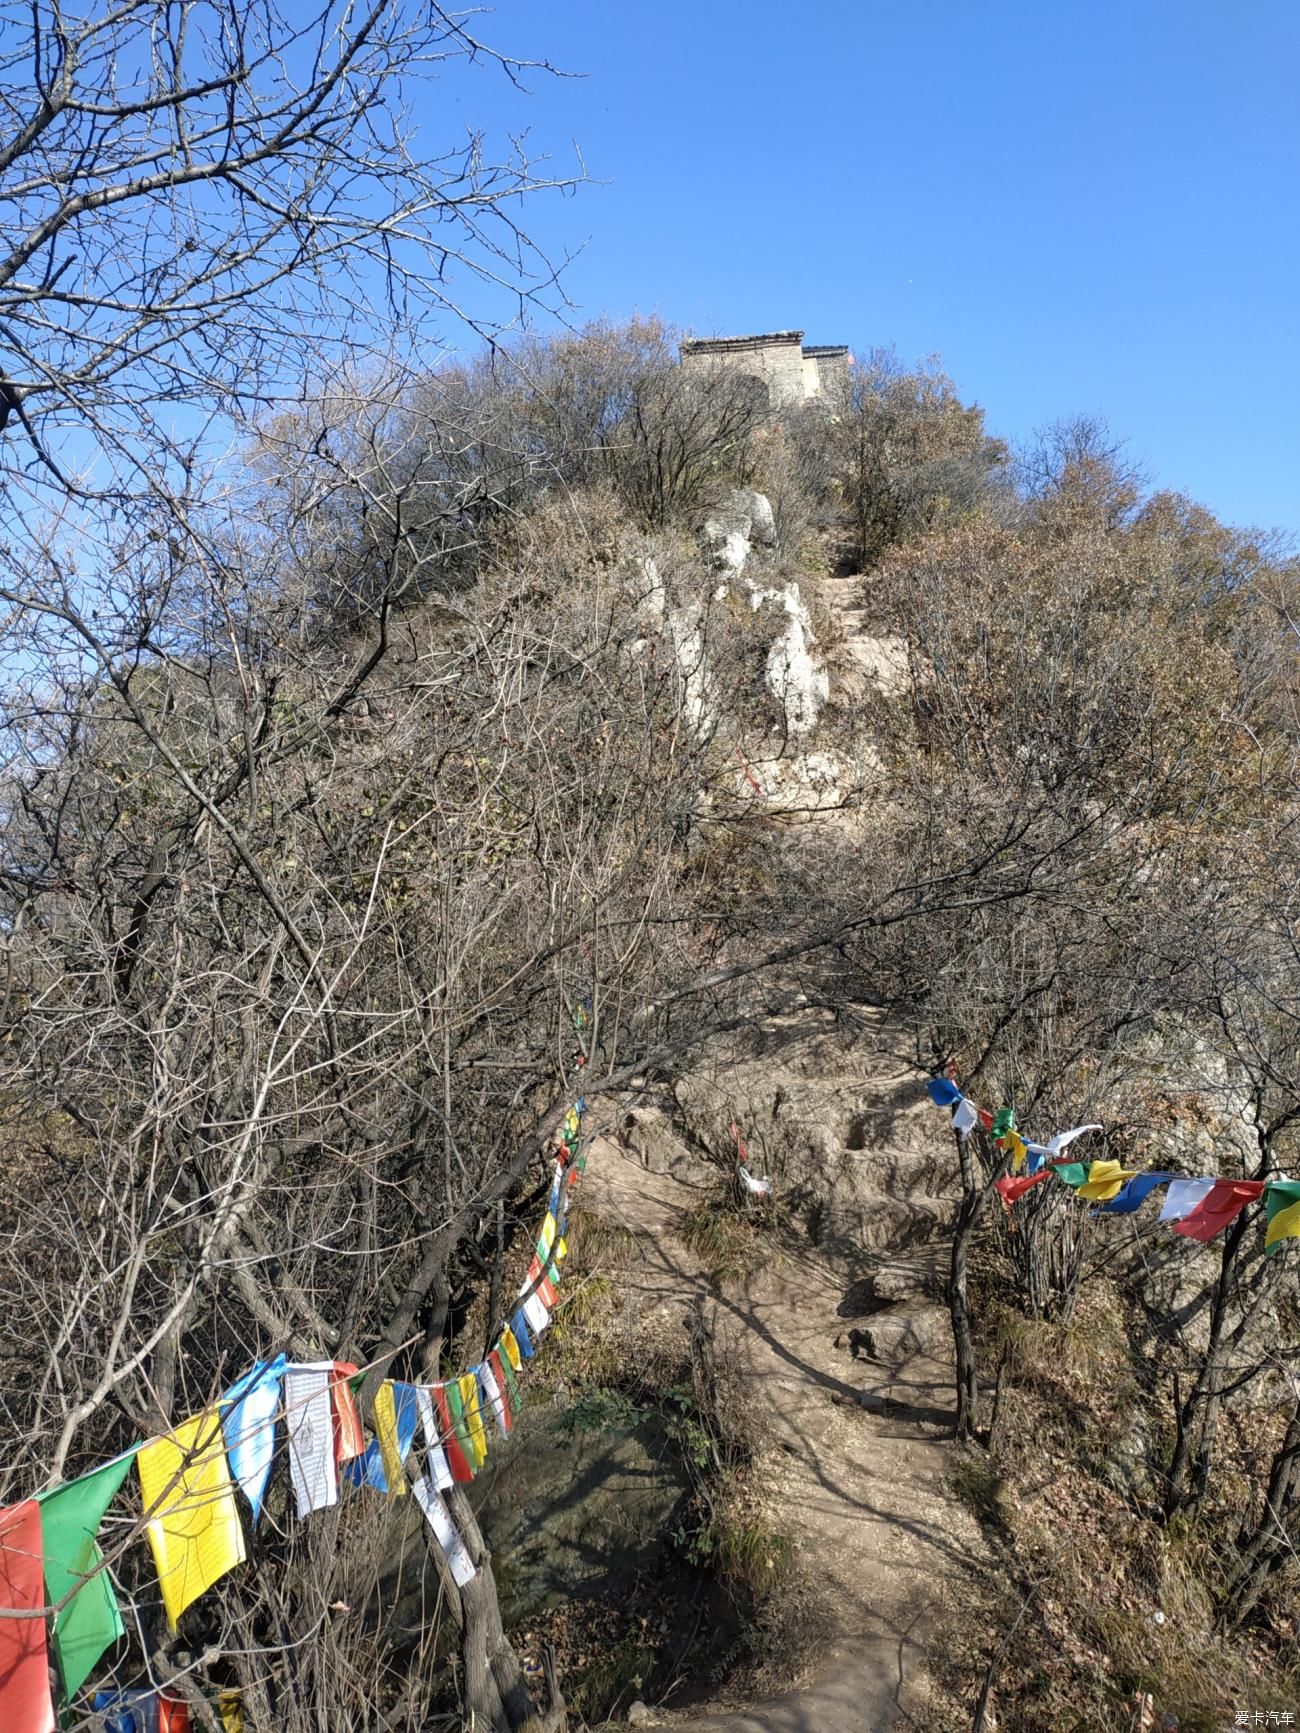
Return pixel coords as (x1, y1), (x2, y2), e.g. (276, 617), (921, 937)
(994, 1171), (1050, 1212)
(0, 1501), (55, 1733)
(978, 1107), (994, 1132)
(1171, 1179), (1265, 1243)
(527, 1256), (557, 1308)
(330, 1362), (366, 1462)
(159, 1697), (192, 1733)
(433, 1384), (475, 1484)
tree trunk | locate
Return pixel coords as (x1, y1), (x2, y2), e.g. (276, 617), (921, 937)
(446, 1486), (566, 1732)
(949, 1129), (986, 1441)
(1216, 1395), (1300, 1630)
(1164, 1218), (1247, 1515)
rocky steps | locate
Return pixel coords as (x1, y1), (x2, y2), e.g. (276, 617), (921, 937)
(589, 1006), (984, 1730)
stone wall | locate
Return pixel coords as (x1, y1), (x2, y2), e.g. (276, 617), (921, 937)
(680, 330), (808, 408)
(804, 344), (851, 400)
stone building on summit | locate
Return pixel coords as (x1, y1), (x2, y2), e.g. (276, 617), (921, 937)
(678, 330), (851, 409)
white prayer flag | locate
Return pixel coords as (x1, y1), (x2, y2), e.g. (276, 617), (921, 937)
(284, 1362), (338, 1517)
(1045, 1124), (1102, 1157)
(1159, 1178), (1216, 1223)
(478, 1362), (508, 1437)
(412, 1479), (476, 1585)
(522, 1290), (550, 1335)
(738, 1164), (772, 1197)
(952, 1098), (978, 1140)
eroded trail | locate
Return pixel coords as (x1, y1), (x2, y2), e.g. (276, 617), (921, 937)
(586, 1010), (986, 1731)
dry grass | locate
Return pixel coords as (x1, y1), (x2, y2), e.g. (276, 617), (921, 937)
(938, 1272), (1300, 1731)
(679, 1191), (776, 1287)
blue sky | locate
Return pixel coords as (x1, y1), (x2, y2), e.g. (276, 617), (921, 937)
(440, 0), (1300, 538)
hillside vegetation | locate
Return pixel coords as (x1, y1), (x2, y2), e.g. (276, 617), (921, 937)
(2, 317), (1298, 1729)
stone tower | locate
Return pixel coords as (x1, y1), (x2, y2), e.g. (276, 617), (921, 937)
(679, 330), (851, 408)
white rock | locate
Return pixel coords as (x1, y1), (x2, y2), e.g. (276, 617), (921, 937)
(668, 604), (714, 739)
(710, 529), (748, 572)
(638, 554), (666, 623)
(742, 577), (828, 734)
(742, 490), (777, 546)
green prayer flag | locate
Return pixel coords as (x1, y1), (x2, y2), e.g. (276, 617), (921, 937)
(444, 1378), (475, 1468)
(1052, 1161), (1090, 1188)
(1265, 1180), (1300, 1255)
(39, 1454), (134, 1697)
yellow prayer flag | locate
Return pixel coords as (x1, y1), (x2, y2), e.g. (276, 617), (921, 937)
(1265, 1197), (1300, 1250)
(137, 1410), (246, 1629)
(1004, 1131), (1028, 1173)
(1076, 1159), (1137, 1202)
(374, 1381), (408, 1499)
(217, 1693), (244, 1733)
(537, 1211), (556, 1256)
(555, 1237), (568, 1266)
(458, 1373), (488, 1468)
(500, 1327), (523, 1375)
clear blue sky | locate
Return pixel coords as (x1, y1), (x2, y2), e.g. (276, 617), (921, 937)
(441, 0), (1300, 538)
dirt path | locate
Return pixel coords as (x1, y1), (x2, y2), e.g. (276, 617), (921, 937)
(584, 1013), (987, 1732)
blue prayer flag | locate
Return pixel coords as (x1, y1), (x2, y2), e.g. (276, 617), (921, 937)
(220, 1353), (286, 1524)
(1094, 1173), (1176, 1216)
(511, 1306), (535, 1360)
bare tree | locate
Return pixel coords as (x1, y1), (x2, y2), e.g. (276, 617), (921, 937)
(0, 0), (575, 528)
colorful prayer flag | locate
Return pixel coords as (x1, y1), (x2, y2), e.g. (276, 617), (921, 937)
(38, 1453), (133, 1697)
(1170, 1178), (1265, 1243)
(1093, 1173), (1175, 1216)
(217, 1691), (244, 1732)
(374, 1382), (419, 1497)
(526, 1257), (557, 1309)
(435, 1384), (475, 1484)
(0, 1500), (56, 1733)
(283, 1363), (338, 1517)
(994, 1171), (1050, 1210)
(1265, 1181), (1300, 1254)
(413, 1387), (454, 1491)
(952, 1098), (978, 1139)
(220, 1355), (285, 1524)
(501, 1326), (524, 1375)
(1158, 1178), (1217, 1223)
(494, 1346), (522, 1419)
(137, 1412), (246, 1629)
(1044, 1124), (1102, 1158)
(93, 1690), (157, 1733)
(330, 1362), (366, 1463)
(1076, 1160), (1138, 1202)
(479, 1359), (509, 1437)
(511, 1308), (535, 1360)
(411, 1479), (476, 1586)
(159, 1695), (191, 1732)
(1051, 1161), (1091, 1188)
(458, 1374), (488, 1469)
(927, 1078), (962, 1107)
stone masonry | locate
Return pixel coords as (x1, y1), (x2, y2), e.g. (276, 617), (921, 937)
(679, 329), (851, 409)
